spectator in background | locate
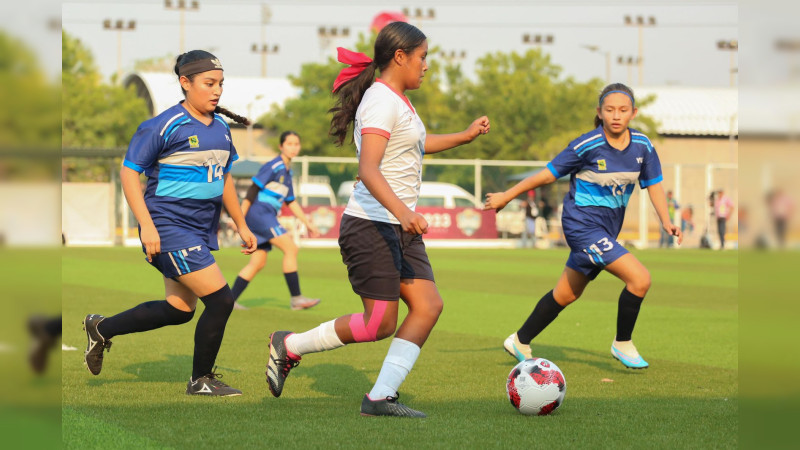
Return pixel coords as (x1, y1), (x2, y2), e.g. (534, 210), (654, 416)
(768, 188), (794, 248)
(523, 190), (539, 247)
(659, 190), (679, 248)
(681, 205), (694, 234)
(538, 196), (553, 234)
(715, 189), (735, 250)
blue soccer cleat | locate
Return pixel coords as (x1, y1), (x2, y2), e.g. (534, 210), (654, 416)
(611, 342), (649, 369)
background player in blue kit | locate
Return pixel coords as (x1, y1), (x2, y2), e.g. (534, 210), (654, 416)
(485, 83), (682, 370)
(230, 131), (321, 311)
(82, 50), (257, 396)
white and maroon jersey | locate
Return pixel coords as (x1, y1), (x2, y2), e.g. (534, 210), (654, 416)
(344, 79), (427, 224)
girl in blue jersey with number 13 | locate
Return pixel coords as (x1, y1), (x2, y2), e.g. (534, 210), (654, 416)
(485, 83), (682, 370)
(82, 50), (257, 397)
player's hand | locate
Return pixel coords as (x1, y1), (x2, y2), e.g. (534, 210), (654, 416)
(238, 226), (258, 254)
(665, 223), (683, 245)
(484, 192), (509, 212)
(465, 116), (490, 142)
(307, 223), (321, 237)
(399, 210), (428, 235)
(140, 224), (161, 262)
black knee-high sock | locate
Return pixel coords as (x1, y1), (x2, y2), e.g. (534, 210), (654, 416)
(231, 276), (250, 301)
(284, 271), (301, 297)
(192, 285), (234, 380)
(97, 300), (195, 339)
(517, 290), (565, 344)
(616, 288), (644, 341)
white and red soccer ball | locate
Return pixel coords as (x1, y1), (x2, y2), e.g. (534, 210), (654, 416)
(506, 358), (566, 416)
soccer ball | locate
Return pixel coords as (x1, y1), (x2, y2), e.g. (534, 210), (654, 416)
(506, 358), (566, 416)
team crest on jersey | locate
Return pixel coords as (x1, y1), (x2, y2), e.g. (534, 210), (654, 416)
(188, 135), (200, 148)
(279, 175), (284, 183)
(636, 157), (644, 164)
(597, 159), (607, 171)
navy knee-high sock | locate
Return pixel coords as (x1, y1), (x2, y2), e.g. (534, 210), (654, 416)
(97, 300), (195, 339)
(284, 271), (301, 297)
(516, 290), (565, 344)
(231, 276), (250, 301)
(192, 285), (235, 380)
(616, 288), (644, 341)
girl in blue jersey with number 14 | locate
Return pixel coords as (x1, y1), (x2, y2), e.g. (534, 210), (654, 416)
(82, 50), (257, 397)
(485, 83), (681, 369)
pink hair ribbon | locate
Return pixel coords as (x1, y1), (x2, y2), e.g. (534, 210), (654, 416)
(332, 47), (374, 93)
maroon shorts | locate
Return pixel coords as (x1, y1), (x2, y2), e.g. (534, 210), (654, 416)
(338, 214), (435, 301)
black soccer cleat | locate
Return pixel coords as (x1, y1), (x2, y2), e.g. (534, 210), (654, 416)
(186, 369), (242, 397)
(83, 314), (112, 375)
(266, 331), (300, 397)
(360, 393), (427, 418)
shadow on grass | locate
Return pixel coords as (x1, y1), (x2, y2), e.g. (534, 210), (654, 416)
(86, 354), (241, 386)
(439, 341), (642, 375)
(238, 296), (285, 309)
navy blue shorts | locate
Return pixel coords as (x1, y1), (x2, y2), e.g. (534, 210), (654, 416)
(247, 213), (287, 251)
(565, 232), (629, 280)
(147, 244), (216, 279)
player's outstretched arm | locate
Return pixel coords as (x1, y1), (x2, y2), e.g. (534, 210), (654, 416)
(646, 181), (683, 245)
(424, 116), (490, 154)
(484, 169), (556, 212)
(239, 184), (259, 218)
(287, 201), (320, 237)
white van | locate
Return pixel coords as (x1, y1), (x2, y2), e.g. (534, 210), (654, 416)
(295, 176), (337, 207)
(337, 181), (478, 209)
(417, 182), (478, 208)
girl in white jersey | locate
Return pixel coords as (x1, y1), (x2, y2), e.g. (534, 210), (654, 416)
(266, 22), (490, 417)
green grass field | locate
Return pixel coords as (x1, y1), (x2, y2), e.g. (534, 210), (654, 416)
(62, 247), (737, 449)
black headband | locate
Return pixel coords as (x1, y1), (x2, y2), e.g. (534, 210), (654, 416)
(178, 58), (223, 77)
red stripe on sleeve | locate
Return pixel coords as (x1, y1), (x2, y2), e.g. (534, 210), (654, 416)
(361, 127), (391, 139)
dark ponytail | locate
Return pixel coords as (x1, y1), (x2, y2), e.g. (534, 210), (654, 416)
(594, 83), (635, 128)
(174, 50), (251, 126)
(328, 22), (426, 146)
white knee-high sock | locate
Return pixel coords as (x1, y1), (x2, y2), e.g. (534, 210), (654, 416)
(368, 338), (420, 400)
(285, 320), (345, 356)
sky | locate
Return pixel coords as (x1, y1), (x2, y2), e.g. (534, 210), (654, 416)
(49, 0), (739, 87)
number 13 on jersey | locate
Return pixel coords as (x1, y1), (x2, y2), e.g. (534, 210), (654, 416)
(583, 237), (615, 266)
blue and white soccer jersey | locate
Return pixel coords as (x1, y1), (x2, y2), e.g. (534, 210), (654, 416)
(245, 156), (295, 250)
(547, 126), (663, 279)
(122, 102), (238, 276)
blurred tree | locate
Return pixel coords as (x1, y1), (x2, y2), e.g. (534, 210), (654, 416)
(0, 31), (60, 149)
(0, 31), (60, 180)
(261, 37), (657, 192)
(62, 30), (149, 150)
